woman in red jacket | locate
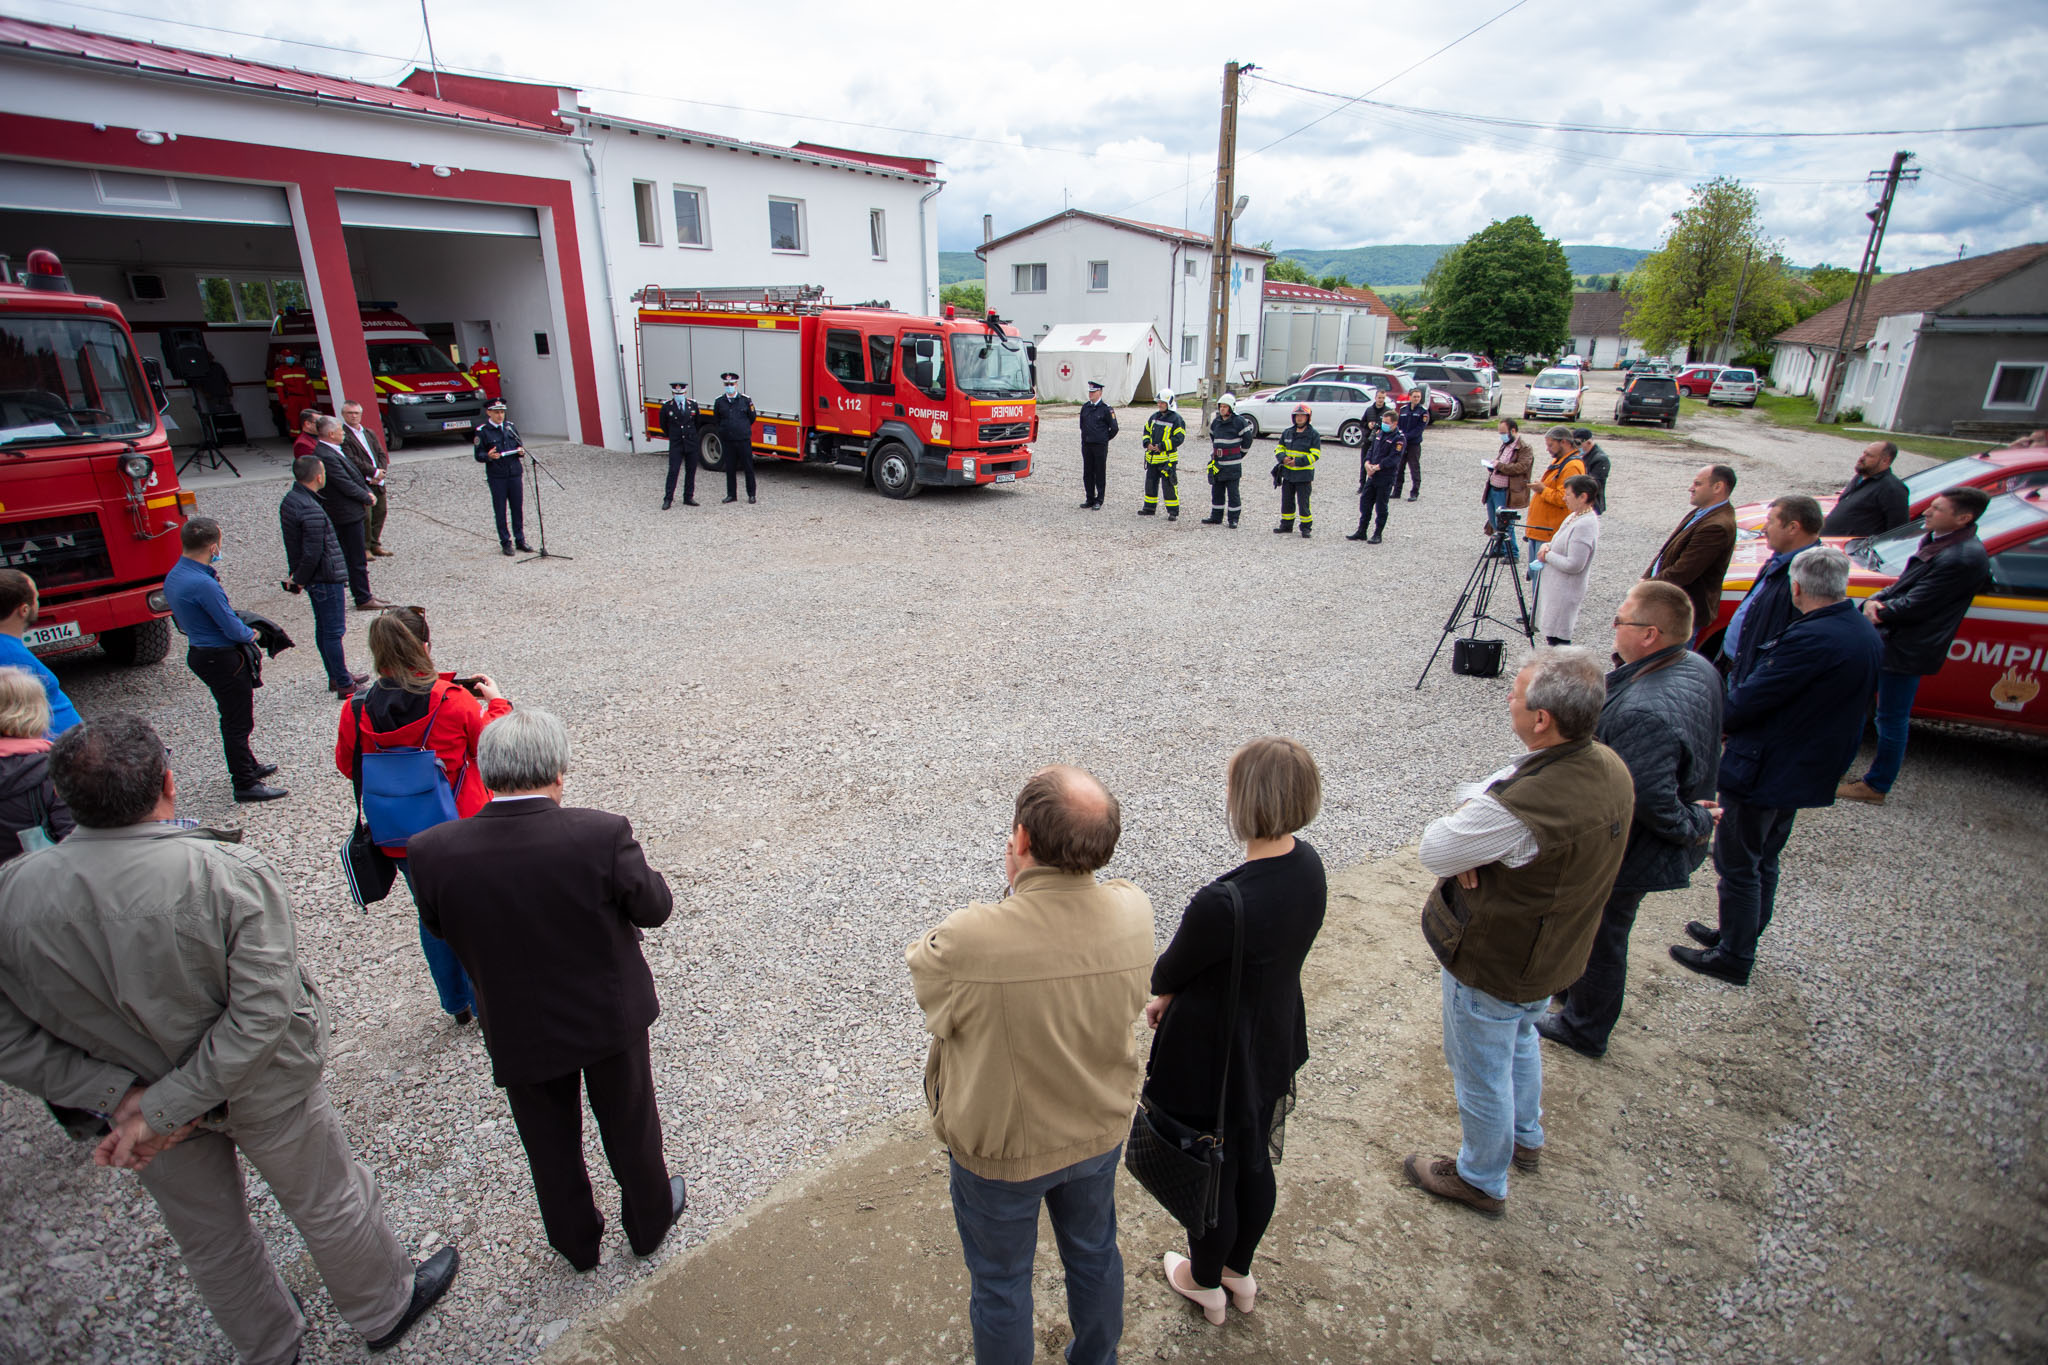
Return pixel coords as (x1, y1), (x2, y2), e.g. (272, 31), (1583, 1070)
(336, 606), (511, 1024)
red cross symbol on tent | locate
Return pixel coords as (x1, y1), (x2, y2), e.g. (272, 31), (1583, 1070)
(1058, 362), (1073, 378)
(1075, 328), (1109, 346)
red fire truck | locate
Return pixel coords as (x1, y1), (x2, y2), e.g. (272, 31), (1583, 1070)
(267, 304), (489, 449)
(635, 286), (1036, 499)
(0, 250), (192, 666)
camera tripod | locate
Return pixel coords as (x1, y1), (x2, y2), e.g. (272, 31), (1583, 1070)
(518, 449), (573, 563)
(1415, 515), (1534, 689)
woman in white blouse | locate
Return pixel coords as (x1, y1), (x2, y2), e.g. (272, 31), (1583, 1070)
(1534, 475), (1601, 645)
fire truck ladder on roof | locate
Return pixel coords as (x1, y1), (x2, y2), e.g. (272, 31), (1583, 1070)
(633, 284), (829, 313)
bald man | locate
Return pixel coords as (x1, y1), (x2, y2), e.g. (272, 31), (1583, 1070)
(1819, 441), (1909, 538)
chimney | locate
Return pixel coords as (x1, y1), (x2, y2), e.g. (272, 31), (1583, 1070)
(982, 215), (993, 244)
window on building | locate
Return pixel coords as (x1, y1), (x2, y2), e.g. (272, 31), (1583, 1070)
(825, 328), (865, 384)
(271, 279), (308, 312)
(197, 276), (306, 325)
(1235, 333), (1251, 360)
(673, 186), (707, 247)
(1185, 258), (1199, 277)
(868, 334), (896, 386)
(1088, 261), (1109, 292)
(1985, 361), (2046, 410)
(1013, 263), (1047, 294)
(869, 209), (887, 260)
(769, 197), (806, 253)
(1181, 335), (1197, 364)
(633, 181), (660, 246)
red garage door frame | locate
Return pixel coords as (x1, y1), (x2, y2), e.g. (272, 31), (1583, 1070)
(0, 110), (605, 447)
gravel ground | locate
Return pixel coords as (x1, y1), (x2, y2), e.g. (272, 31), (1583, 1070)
(2, 401), (2040, 1362)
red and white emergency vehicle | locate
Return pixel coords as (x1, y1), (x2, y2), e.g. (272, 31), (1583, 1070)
(635, 286), (1035, 499)
(266, 304), (488, 449)
(0, 250), (193, 665)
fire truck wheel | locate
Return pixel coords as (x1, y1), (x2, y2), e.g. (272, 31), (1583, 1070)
(696, 432), (728, 474)
(383, 422), (405, 453)
(870, 441), (922, 500)
(99, 617), (172, 667)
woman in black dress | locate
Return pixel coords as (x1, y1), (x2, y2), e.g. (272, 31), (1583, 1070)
(1144, 736), (1327, 1324)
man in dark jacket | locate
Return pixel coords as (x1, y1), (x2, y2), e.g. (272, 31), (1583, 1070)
(1671, 547), (1882, 986)
(1838, 488), (1994, 804)
(1722, 495), (1823, 686)
(1572, 428), (1611, 515)
(1200, 394), (1254, 526)
(1396, 390), (1431, 500)
(658, 380), (699, 510)
(1077, 380), (1119, 509)
(311, 417), (384, 610)
(339, 401), (392, 558)
(1348, 409), (1404, 543)
(1539, 583), (1720, 1058)
(278, 456), (361, 697)
(714, 371), (758, 504)
(474, 399), (532, 555)
(408, 708), (684, 1274)
(1819, 441), (1910, 538)
(1644, 464), (1740, 648)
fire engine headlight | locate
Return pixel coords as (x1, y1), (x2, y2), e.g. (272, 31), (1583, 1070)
(390, 393), (426, 405)
(121, 454), (153, 480)
(960, 458), (977, 478)
(471, 389), (485, 401)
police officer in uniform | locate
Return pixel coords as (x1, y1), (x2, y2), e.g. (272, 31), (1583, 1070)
(1396, 388), (1432, 500)
(1349, 405), (1406, 543)
(714, 371), (757, 504)
(1273, 403), (1320, 537)
(474, 398), (532, 555)
(1138, 393), (1185, 520)
(1201, 393), (1254, 527)
(659, 380), (700, 509)
(1077, 379), (1118, 509)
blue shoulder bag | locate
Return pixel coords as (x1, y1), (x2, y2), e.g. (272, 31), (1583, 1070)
(354, 691), (464, 851)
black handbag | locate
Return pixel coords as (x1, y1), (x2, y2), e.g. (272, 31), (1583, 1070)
(339, 696), (397, 907)
(1125, 881), (1245, 1235)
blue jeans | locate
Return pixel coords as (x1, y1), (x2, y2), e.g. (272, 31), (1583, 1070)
(396, 862), (474, 1016)
(1712, 798), (1798, 966)
(1483, 486), (1521, 562)
(1862, 670), (1922, 793)
(949, 1146), (1123, 1365)
(305, 581), (350, 689)
(1438, 969), (1546, 1200)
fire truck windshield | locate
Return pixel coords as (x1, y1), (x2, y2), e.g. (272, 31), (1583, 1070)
(950, 333), (1032, 399)
(370, 343), (462, 377)
(0, 314), (155, 448)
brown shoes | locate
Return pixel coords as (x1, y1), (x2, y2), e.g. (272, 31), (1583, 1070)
(1513, 1144), (1541, 1173)
(1402, 1154), (1504, 1216)
(1836, 779), (1886, 805)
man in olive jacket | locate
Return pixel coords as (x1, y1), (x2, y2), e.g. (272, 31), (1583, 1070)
(1406, 649), (1633, 1216)
(907, 765), (1153, 1365)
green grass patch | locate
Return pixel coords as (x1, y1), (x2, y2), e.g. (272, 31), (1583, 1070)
(1576, 420), (1691, 443)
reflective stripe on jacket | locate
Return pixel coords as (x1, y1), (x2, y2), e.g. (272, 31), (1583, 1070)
(1142, 411), (1186, 463)
(1277, 424), (1320, 480)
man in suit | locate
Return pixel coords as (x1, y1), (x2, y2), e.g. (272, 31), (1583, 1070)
(473, 399), (533, 556)
(1077, 380), (1119, 509)
(407, 708), (685, 1273)
(1670, 548), (1882, 986)
(310, 417), (386, 611)
(1838, 488), (1994, 804)
(1644, 465), (1739, 649)
(1819, 441), (1910, 538)
(1721, 495), (1823, 686)
(339, 401), (393, 557)
(714, 371), (758, 504)
(658, 380), (699, 510)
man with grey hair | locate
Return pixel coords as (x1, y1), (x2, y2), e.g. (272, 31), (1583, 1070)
(311, 414), (385, 610)
(406, 708), (684, 1273)
(1404, 649), (1634, 1215)
(1671, 546), (1881, 985)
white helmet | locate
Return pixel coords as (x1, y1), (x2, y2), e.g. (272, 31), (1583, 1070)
(1219, 393), (1238, 407)
(1158, 391), (1176, 406)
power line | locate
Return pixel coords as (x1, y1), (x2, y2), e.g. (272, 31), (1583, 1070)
(1923, 165), (2040, 211)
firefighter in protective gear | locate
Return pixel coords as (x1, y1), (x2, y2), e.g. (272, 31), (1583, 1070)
(1138, 393), (1186, 519)
(270, 352), (314, 437)
(471, 347), (503, 403)
(1272, 403), (1320, 537)
(1202, 393), (1255, 527)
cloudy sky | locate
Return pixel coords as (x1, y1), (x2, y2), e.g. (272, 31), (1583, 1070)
(16, 0), (2048, 269)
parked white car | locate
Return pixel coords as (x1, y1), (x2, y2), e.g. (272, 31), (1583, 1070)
(1708, 367), (1762, 406)
(1559, 354), (1585, 369)
(1522, 367), (1585, 421)
(1236, 380), (1383, 447)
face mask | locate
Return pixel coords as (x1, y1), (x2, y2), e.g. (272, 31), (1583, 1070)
(724, 384), (737, 396)
(1381, 423), (1393, 432)
(209, 551), (225, 567)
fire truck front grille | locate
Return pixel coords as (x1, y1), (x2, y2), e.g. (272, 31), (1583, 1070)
(984, 455), (1030, 475)
(1, 514), (111, 591)
(978, 422), (1031, 443)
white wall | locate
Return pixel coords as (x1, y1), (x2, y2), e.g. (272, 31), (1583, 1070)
(1259, 303), (1383, 382)
(1857, 311), (1925, 428)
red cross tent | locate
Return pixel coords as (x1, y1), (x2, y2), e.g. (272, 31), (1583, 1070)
(1034, 322), (1166, 405)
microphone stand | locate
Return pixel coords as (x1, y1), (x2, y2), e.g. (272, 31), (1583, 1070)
(517, 448), (573, 563)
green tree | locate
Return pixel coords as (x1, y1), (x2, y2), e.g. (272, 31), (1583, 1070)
(1262, 248), (1352, 291)
(1792, 264), (1859, 322)
(940, 281), (985, 315)
(1625, 177), (1797, 358)
(1411, 217), (1573, 357)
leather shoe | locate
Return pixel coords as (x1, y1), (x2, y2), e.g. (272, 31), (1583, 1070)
(514, 541), (534, 552)
(1670, 944), (1750, 986)
(1684, 920), (1721, 948)
(1534, 1012), (1604, 1060)
(662, 497), (673, 510)
(721, 495), (738, 504)
(253, 763), (279, 780)
(1402, 1153), (1503, 1216)
(682, 498), (699, 506)
(1836, 778), (1886, 805)
(232, 782), (288, 803)
(1345, 530), (1368, 541)
(631, 1177), (689, 1259)
(1513, 1143), (1541, 1174)
(370, 545), (394, 557)
(500, 543), (514, 556)
(1367, 533), (1383, 544)
(353, 597), (392, 612)
(365, 1245), (459, 1352)
(746, 495), (756, 504)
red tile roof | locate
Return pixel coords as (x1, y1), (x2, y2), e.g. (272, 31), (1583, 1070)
(1335, 285), (1414, 334)
(0, 17), (558, 132)
(1772, 241), (2048, 349)
(1264, 281), (1369, 304)
(792, 142), (939, 179)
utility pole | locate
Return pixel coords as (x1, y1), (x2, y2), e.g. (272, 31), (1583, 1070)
(1819, 150), (1917, 422)
(1201, 61), (1252, 427)
(1718, 244), (1753, 362)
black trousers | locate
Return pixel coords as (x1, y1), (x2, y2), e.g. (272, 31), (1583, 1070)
(1556, 888), (1650, 1053)
(724, 437), (757, 498)
(489, 471), (526, 546)
(1207, 471), (1242, 520)
(1279, 481), (1312, 525)
(1080, 441), (1109, 505)
(664, 443), (698, 502)
(501, 1033), (671, 1271)
(1713, 798), (1798, 965)
(1402, 439), (1423, 496)
(186, 645), (259, 789)
(332, 517), (372, 606)
(1358, 478), (1394, 534)
(1143, 461), (1179, 512)
(1186, 1137), (1278, 1288)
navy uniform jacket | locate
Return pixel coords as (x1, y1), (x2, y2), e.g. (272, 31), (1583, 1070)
(1079, 400), (1120, 445)
(1275, 424), (1320, 482)
(659, 398), (699, 453)
(1719, 598), (1883, 809)
(1396, 405), (1430, 448)
(1142, 410), (1186, 462)
(713, 392), (756, 444)
(1208, 412), (1255, 474)
(473, 420), (525, 482)
(1361, 427), (1405, 486)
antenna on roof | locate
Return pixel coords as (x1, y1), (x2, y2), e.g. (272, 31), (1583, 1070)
(419, 0), (444, 100)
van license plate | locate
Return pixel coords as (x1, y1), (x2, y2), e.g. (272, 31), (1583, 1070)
(442, 419), (472, 431)
(24, 621), (80, 651)
(992, 473), (1016, 484)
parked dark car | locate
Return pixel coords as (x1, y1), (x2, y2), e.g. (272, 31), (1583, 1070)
(1614, 373), (1681, 428)
(1498, 354), (1529, 374)
(1393, 360), (1497, 419)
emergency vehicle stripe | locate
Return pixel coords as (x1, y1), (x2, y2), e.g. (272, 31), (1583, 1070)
(381, 378), (413, 393)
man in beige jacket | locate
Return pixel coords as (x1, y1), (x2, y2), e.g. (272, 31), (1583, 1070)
(907, 765), (1154, 1365)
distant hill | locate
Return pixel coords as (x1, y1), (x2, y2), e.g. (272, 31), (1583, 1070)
(940, 251), (984, 285)
(1278, 244), (1654, 287)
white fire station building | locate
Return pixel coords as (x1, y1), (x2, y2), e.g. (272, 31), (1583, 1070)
(0, 18), (944, 452)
